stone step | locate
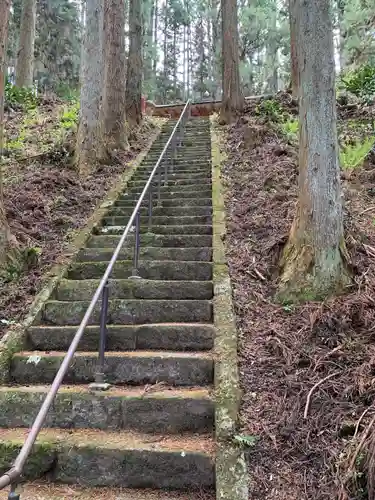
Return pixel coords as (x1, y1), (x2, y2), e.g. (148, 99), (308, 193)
(86, 233), (212, 249)
(67, 260), (212, 280)
(114, 199), (212, 210)
(124, 184), (211, 195)
(0, 428), (214, 489)
(148, 150), (211, 157)
(97, 225), (212, 236)
(117, 192), (212, 204)
(55, 279), (213, 301)
(133, 172), (211, 181)
(77, 246), (212, 262)
(41, 299), (212, 325)
(11, 351), (214, 385)
(141, 159), (211, 166)
(145, 157), (211, 165)
(128, 179), (212, 189)
(0, 385), (213, 433)
(102, 215), (212, 227)
(0, 484), (215, 500)
(137, 165), (211, 173)
(108, 206), (212, 218)
(27, 323), (215, 351)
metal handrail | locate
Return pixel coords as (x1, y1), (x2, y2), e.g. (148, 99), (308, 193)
(0, 99), (191, 497)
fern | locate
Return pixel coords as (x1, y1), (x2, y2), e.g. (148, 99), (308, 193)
(340, 138), (374, 170)
(280, 118), (299, 141)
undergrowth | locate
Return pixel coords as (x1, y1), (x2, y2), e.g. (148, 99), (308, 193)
(5, 80), (39, 111)
(340, 138), (374, 170)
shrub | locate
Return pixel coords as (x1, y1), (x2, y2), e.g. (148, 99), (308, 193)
(341, 65), (375, 103)
(340, 137), (374, 170)
(5, 80), (39, 110)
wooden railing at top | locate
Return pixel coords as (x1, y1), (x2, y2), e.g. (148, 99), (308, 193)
(146, 94), (272, 119)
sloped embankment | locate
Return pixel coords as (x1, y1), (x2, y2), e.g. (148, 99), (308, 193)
(1, 105), (160, 339)
(220, 95), (375, 500)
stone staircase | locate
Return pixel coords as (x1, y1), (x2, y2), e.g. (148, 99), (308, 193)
(0, 118), (216, 498)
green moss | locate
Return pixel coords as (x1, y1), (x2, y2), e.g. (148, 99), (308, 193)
(0, 441), (56, 478)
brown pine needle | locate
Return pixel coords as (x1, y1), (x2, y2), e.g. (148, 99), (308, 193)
(303, 372), (340, 419)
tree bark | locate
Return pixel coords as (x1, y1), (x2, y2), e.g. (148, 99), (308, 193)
(337, 0), (346, 72)
(1, 0), (17, 269)
(126, 0), (143, 127)
(289, 0), (299, 98)
(267, 2), (278, 93)
(102, 0), (128, 150)
(278, 0), (351, 303)
(75, 0), (106, 177)
(15, 0), (37, 87)
(220, 0), (244, 123)
(153, 0), (158, 74)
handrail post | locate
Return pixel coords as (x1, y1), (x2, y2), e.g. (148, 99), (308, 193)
(130, 210), (141, 279)
(90, 281), (110, 391)
(148, 187), (153, 232)
(157, 167), (162, 206)
(164, 154), (169, 186)
(170, 136), (175, 174)
(8, 485), (20, 499)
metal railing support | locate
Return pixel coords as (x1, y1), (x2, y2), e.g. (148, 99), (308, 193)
(130, 210), (141, 278)
(90, 281), (110, 391)
(0, 99), (191, 497)
(148, 187), (153, 232)
(8, 485), (19, 500)
(157, 168), (162, 206)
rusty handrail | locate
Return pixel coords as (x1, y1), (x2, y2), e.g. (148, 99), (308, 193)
(0, 99), (191, 496)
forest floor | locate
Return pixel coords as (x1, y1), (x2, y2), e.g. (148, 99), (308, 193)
(0, 98), (161, 339)
(219, 93), (375, 500)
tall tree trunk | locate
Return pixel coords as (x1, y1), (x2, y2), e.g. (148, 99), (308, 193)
(337, 0), (346, 72)
(75, 0), (106, 177)
(173, 24), (177, 97)
(267, 3), (278, 93)
(183, 23), (186, 100)
(220, 0), (244, 123)
(187, 17), (191, 99)
(102, 0), (127, 150)
(1, 0), (17, 268)
(211, 0), (220, 99)
(126, 0), (143, 126)
(15, 0), (36, 87)
(153, 0), (158, 74)
(289, 0), (299, 97)
(278, 0), (351, 303)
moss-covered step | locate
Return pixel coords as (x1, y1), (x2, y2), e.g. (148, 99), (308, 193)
(109, 206), (212, 218)
(123, 184), (211, 195)
(115, 198), (212, 209)
(117, 190), (213, 201)
(102, 215), (212, 227)
(27, 323), (215, 351)
(11, 351), (214, 385)
(67, 260), (212, 281)
(86, 233), (212, 249)
(127, 180), (212, 190)
(0, 428), (214, 489)
(40, 298), (212, 325)
(137, 165), (211, 174)
(97, 225), (212, 236)
(134, 171), (211, 181)
(4, 483), (216, 499)
(55, 279), (213, 301)
(0, 386), (213, 433)
(77, 246), (212, 262)
(146, 152), (211, 161)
